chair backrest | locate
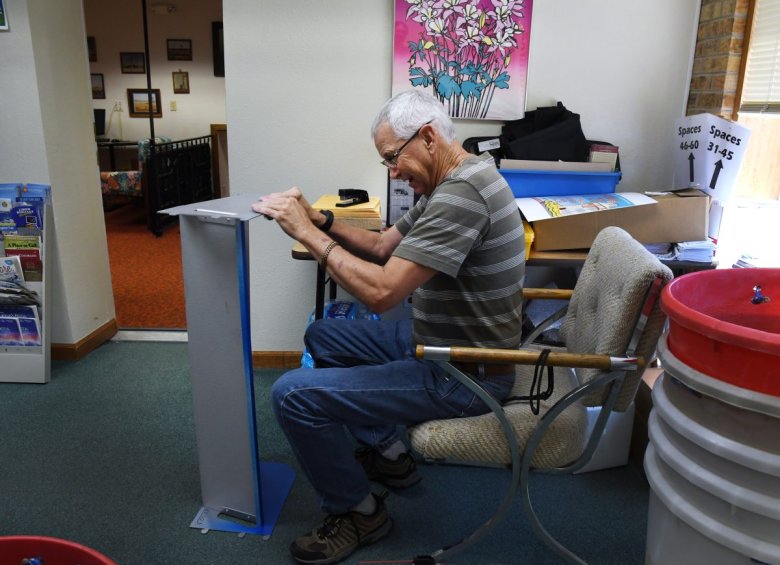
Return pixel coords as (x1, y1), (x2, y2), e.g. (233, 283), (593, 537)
(560, 226), (673, 409)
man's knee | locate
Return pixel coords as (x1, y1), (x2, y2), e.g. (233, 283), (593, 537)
(303, 318), (329, 350)
(270, 370), (301, 417)
(271, 369), (317, 422)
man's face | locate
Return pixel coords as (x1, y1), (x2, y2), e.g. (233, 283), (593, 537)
(374, 122), (432, 196)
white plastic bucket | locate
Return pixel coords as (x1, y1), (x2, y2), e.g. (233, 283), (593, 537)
(644, 373), (780, 565)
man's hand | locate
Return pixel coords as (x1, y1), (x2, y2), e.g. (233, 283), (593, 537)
(252, 187), (320, 241)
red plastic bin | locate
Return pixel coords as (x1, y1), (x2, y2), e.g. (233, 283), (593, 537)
(661, 268), (780, 397)
(0, 536), (117, 565)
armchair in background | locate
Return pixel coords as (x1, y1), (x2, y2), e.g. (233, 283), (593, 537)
(98, 137), (172, 204)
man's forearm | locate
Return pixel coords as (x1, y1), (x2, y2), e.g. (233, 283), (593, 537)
(320, 216), (390, 264)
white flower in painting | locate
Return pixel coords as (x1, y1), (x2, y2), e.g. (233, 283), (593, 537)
(426, 17), (448, 37)
(435, 0), (466, 20)
(461, 3), (481, 22)
(456, 24), (482, 49)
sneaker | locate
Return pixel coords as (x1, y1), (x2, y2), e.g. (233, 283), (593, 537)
(290, 493), (392, 565)
(355, 446), (422, 489)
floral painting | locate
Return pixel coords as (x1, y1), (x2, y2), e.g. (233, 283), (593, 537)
(392, 0), (533, 120)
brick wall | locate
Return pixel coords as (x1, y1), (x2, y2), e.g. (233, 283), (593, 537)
(686, 0), (751, 117)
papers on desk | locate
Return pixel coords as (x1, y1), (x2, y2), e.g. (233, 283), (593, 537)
(643, 243), (675, 260)
(732, 253), (780, 268)
(516, 192), (655, 222)
(676, 239), (717, 262)
(645, 240), (717, 263)
(312, 194), (381, 217)
(312, 194), (382, 230)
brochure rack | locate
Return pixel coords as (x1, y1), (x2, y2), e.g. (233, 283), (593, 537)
(161, 195), (295, 536)
(0, 184), (52, 384)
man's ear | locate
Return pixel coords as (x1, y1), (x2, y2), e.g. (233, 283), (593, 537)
(421, 124), (436, 150)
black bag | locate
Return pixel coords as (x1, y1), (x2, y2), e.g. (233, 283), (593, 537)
(500, 102), (589, 162)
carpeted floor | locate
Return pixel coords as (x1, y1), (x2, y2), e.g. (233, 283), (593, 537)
(104, 204), (186, 329)
(0, 341), (651, 564)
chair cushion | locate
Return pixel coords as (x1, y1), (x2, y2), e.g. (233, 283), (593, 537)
(410, 363), (587, 468)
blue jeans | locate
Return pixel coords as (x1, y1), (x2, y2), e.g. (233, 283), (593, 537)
(271, 318), (515, 514)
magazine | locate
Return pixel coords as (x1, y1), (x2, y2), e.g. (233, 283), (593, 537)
(516, 192), (656, 222)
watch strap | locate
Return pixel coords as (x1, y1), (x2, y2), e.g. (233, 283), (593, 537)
(319, 209), (335, 232)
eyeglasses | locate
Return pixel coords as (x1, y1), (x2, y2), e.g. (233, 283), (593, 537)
(380, 120), (433, 168)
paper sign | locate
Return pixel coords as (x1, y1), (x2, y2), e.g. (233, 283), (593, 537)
(387, 179), (415, 226)
(672, 113), (750, 202)
(516, 192), (656, 222)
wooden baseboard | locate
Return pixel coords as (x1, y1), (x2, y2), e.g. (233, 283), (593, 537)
(51, 322), (299, 369)
(252, 351), (302, 369)
(51, 319), (118, 361)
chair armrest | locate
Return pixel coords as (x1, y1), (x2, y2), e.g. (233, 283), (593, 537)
(523, 288), (574, 301)
(416, 345), (643, 372)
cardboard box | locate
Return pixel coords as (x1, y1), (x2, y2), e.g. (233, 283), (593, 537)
(528, 189), (710, 251)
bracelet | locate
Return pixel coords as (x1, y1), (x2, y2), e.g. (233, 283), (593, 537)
(320, 240), (340, 269)
(318, 209), (335, 233)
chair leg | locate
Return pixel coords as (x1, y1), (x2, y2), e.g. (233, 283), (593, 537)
(418, 362), (522, 564)
(519, 372), (624, 565)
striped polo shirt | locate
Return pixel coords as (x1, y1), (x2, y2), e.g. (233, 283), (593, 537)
(393, 153), (525, 349)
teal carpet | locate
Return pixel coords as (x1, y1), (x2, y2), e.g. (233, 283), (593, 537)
(0, 341), (649, 564)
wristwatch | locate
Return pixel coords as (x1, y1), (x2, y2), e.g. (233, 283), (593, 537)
(319, 209), (334, 233)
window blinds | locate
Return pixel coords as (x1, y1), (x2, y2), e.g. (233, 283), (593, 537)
(740, 0), (780, 113)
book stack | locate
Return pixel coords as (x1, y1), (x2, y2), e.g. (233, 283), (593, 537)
(312, 194), (382, 231)
(0, 183), (46, 348)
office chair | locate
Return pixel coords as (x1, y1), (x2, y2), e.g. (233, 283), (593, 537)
(408, 226), (674, 564)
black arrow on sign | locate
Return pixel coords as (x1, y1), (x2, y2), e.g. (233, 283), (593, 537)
(709, 159), (723, 190)
(688, 153), (695, 183)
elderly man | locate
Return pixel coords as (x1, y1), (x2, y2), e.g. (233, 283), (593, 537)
(252, 89), (525, 564)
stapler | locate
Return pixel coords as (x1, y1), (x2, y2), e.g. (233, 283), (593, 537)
(336, 189), (369, 207)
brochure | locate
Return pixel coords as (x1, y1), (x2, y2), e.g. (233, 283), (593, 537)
(516, 192), (656, 222)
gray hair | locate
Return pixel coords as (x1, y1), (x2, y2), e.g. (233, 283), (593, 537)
(371, 90), (456, 143)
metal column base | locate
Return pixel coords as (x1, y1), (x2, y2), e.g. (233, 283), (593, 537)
(190, 461), (296, 536)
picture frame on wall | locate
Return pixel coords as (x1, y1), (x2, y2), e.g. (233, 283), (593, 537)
(172, 71), (190, 94)
(167, 39), (192, 61)
(87, 36), (97, 61)
(0, 0), (9, 31)
(91, 73), (105, 99)
(127, 88), (162, 118)
(212, 22), (224, 77)
(391, 0), (533, 120)
(120, 52), (145, 74)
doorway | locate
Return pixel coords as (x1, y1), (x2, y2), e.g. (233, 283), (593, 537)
(84, 0), (227, 330)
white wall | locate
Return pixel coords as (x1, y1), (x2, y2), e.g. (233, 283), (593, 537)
(84, 0), (225, 141)
(0, 0), (115, 344)
(0, 1), (49, 180)
(525, 1), (700, 193)
(225, 0), (700, 353)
